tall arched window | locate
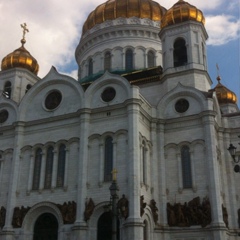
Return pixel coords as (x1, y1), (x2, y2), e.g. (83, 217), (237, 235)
(173, 38), (187, 67)
(104, 137), (113, 182)
(88, 58), (93, 76)
(25, 84), (32, 93)
(3, 81), (12, 99)
(32, 148), (42, 190)
(125, 49), (133, 70)
(44, 146), (54, 189)
(181, 146), (192, 188)
(147, 51), (154, 68)
(56, 144), (66, 187)
(104, 51), (111, 71)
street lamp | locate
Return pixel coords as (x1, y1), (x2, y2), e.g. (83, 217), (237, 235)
(227, 144), (238, 163)
(109, 169), (119, 240)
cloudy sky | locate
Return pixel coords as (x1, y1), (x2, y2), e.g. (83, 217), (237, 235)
(0, 0), (239, 103)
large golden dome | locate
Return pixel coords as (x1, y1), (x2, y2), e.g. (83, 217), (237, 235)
(82, 0), (167, 34)
(161, 0), (205, 28)
(213, 76), (237, 104)
(1, 38), (39, 75)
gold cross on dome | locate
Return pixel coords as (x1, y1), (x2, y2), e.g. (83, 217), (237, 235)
(21, 23), (29, 40)
(112, 168), (118, 181)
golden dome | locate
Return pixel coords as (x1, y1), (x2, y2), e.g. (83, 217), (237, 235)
(213, 76), (237, 104)
(1, 38), (39, 75)
(82, 0), (167, 34)
(161, 0), (205, 28)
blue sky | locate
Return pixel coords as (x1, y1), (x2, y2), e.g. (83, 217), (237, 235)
(0, 0), (239, 104)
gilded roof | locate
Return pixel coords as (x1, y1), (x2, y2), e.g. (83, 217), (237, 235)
(82, 0), (167, 34)
(161, 0), (205, 28)
(213, 76), (237, 104)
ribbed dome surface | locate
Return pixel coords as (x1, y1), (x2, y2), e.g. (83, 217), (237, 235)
(82, 0), (167, 34)
(214, 77), (237, 104)
(1, 41), (39, 75)
(161, 0), (205, 28)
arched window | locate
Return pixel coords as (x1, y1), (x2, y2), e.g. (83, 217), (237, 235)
(88, 58), (93, 76)
(32, 148), (42, 190)
(125, 49), (133, 70)
(25, 84), (32, 93)
(3, 81), (11, 99)
(44, 146), (54, 189)
(181, 146), (192, 188)
(173, 38), (187, 67)
(56, 144), (66, 187)
(104, 51), (111, 71)
(33, 213), (58, 240)
(104, 137), (113, 182)
(147, 51), (154, 68)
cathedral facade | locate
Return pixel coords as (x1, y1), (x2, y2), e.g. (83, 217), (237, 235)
(0, 0), (239, 239)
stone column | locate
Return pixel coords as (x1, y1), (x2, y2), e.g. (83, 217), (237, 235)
(124, 96), (144, 240)
(1, 122), (25, 239)
(157, 121), (168, 226)
(202, 112), (226, 239)
(72, 109), (91, 239)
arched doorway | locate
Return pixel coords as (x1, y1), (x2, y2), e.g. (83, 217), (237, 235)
(97, 212), (120, 240)
(33, 213), (58, 240)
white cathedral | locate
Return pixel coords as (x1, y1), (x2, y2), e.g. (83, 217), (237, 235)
(0, 0), (240, 239)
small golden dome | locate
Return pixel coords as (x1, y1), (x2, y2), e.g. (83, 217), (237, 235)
(82, 0), (167, 34)
(1, 39), (39, 75)
(161, 0), (205, 28)
(213, 76), (237, 104)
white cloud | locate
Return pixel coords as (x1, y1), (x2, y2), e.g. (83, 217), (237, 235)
(206, 15), (240, 45)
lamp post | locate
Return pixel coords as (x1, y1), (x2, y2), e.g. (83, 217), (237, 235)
(228, 136), (240, 172)
(109, 169), (119, 240)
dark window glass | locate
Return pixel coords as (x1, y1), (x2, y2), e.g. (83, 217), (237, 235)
(45, 91), (62, 110)
(147, 51), (154, 68)
(44, 146), (54, 189)
(174, 38), (187, 67)
(181, 146), (192, 188)
(3, 82), (11, 99)
(101, 87), (116, 102)
(88, 58), (93, 76)
(125, 49), (133, 70)
(32, 148), (42, 190)
(104, 137), (113, 182)
(175, 99), (189, 113)
(104, 52), (111, 71)
(56, 144), (66, 187)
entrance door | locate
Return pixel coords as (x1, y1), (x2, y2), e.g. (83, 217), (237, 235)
(97, 212), (120, 240)
(33, 213), (58, 240)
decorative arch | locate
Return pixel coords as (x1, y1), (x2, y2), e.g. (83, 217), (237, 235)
(22, 202), (63, 233)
